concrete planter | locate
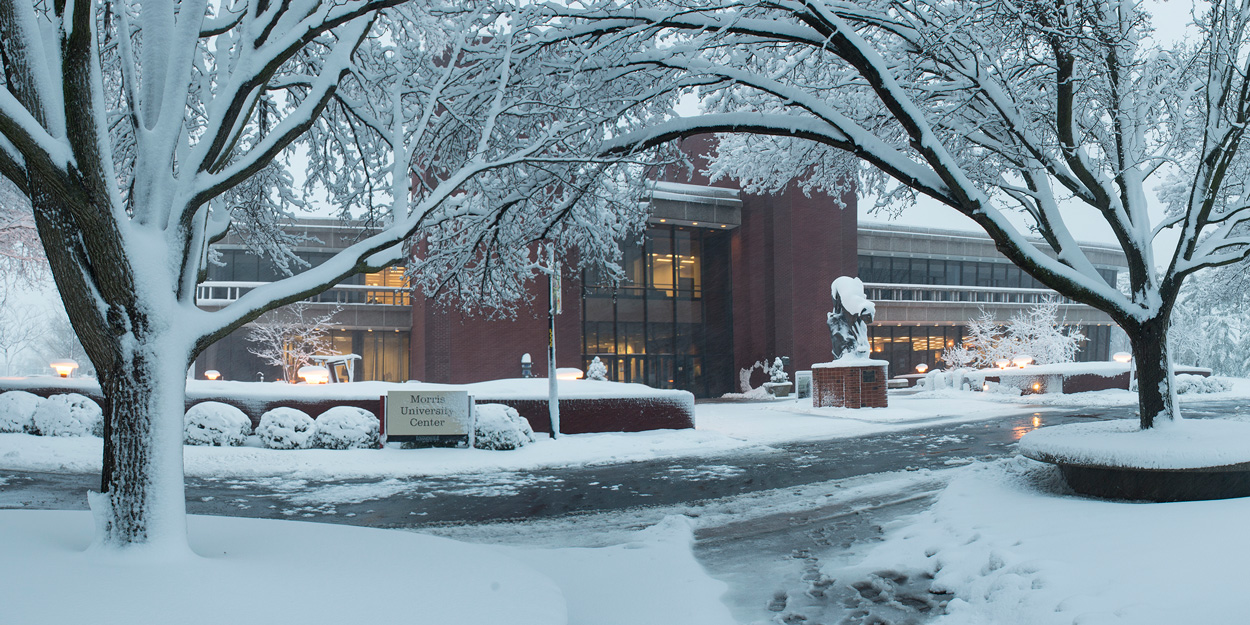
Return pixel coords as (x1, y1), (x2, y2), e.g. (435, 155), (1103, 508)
(763, 382), (793, 397)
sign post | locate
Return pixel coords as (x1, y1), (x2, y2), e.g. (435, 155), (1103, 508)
(384, 390), (472, 447)
(547, 245), (561, 439)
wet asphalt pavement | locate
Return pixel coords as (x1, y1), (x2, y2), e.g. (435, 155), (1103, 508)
(5, 399), (1247, 528)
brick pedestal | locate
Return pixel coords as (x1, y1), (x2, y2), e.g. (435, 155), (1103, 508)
(812, 362), (888, 408)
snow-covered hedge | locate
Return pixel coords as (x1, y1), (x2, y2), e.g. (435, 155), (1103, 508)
(184, 402), (252, 446)
(256, 407), (317, 450)
(32, 393), (102, 437)
(922, 368), (986, 392)
(473, 404), (536, 451)
(0, 390), (43, 434)
(1175, 374), (1231, 395)
(314, 406), (379, 450)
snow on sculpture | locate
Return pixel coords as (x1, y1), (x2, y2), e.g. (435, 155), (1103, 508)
(828, 277), (876, 360)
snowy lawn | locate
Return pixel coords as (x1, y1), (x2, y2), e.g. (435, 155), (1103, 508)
(0, 510), (732, 625)
(829, 457), (1250, 624)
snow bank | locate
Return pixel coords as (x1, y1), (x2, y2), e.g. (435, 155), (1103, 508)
(256, 407), (317, 450)
(828, 458), (1250, 624)
(314, 406), (380, 450)
(1019, 418), (1250, 469)
(184, 402), (252, 446)
(1175, 374), (1229, 394)
(0, 391), (42, 433)
(32, 394), (102, 437)
(0, 510), (566, 625)
(473, 404), (536, 451)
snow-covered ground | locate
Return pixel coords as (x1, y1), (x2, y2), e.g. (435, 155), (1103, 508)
(0, 509), (732, 625)
(828, 457), (1250, 624)
(7, 381), (1250, 624)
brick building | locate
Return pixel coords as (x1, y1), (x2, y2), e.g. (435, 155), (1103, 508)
(194, 139), (1125, 397)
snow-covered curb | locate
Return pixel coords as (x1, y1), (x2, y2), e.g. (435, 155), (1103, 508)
(1019, 418), (1250, 470)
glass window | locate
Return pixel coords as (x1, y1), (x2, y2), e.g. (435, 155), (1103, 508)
(889, 257), (908, 283)
(961, 262), (977, 286)
(928, 259), (945, 285)
(648, 230), (675, 296)
(675, 230), (702, 294)
(906, 259), (927, 285)
(992, 264), (1008, 288)
(364, 267), (410, 305)
(872, 256), (891, 283)
(621, 240), (645, 286)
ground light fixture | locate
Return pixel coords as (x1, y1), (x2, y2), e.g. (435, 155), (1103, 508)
(555, 367), (584, 381)
(1112, 352), (1133, 364)
(994, 359), (1011, 369)
(204, 370), (221, 381)
(915, 363), (929, 373)
(298, 366), (330, 384)
(50, 360), (78, 378)
(1012, 355), (1034, 368)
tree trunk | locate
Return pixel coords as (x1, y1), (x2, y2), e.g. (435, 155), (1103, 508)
(1129, 317), (1178, 429)
(90, 331), (190, 550)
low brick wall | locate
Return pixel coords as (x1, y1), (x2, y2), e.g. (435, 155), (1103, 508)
(1, 383), (695, 433)
(987, 366), (1211, 395)
(812, 365), (888, 408)
(475, 396), (694, 434)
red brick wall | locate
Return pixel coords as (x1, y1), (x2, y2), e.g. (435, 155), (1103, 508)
(410, 271), (584, 384)
(733, 184), (859, 386)
(812, 365), (887, 408)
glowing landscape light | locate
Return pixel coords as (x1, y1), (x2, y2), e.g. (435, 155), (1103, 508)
(50, 360), (78, 378)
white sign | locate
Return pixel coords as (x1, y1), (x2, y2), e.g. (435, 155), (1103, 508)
(385, 390), (470, 437)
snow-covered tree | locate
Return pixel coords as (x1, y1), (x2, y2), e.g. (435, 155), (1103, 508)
(946, 300), (1084, 369)
(585, 356), (609, 381)
(245, 302), (338, 383)
(768, 357), (789, 384)
(943, 309), (1006, 370)
(0, 304), (48, 375)
(536, 0), (1250, 429)
(0, 1), (669, 547)
(1169, 265), (1250, 375)
(0, 179), (46, 304)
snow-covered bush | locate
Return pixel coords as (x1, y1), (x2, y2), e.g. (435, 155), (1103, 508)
(184, 402), (252, 446)
(586, 356), (609, 381)
(0, 390), (43, 433)
(256, 407), (317, 450)
(32, 393), (102, 437)
(768, 357), (790, 384)
(473, 404), (536, 451)
(1174, 375), (1230, 395)
(314, 406), (380, 450)
(923, 368), (985, 392)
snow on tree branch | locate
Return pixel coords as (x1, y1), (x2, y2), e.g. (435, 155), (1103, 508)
(536, 0), (1250, 427)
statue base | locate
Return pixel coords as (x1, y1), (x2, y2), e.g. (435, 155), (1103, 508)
(811, 359), (889, 409)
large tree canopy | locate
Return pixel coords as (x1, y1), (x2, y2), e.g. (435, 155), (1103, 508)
(531, 0), (1250, 427)
(0, 0), (670, 547)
